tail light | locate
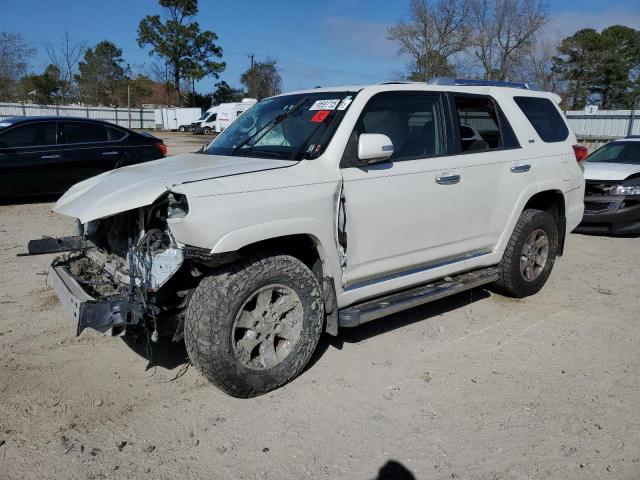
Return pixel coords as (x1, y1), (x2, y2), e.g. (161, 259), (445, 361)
(154, 142), (168, 156)
(573, 145), (588, 163)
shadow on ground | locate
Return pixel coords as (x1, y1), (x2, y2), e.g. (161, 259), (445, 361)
(306, 287), (492, 371)
(118, 287), (492, 377)
(122, 334), (189, 371)
(372, 460), (416, 480)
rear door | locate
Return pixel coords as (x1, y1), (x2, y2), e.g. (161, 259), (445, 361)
(0, 121), (64, 196)
(450, 93), (527, 254)
(60, 121), (123, 186)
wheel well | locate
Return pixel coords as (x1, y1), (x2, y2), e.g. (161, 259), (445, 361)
(236, 234), (339, 336)
(524, 190), (566, 255)
(237, 234), (324, 278)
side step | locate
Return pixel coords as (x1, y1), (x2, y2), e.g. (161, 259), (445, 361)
(338, 267), (499, 328)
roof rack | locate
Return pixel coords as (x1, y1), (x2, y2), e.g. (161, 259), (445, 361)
(378, 81), (415, 85)
(427, 77), (530, 90)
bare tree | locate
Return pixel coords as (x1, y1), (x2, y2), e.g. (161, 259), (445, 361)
(515, 39), (565, 95)
(240, 57), (281, 100)
(0, 31), (35, 101)
(468, 0), (549, 80)
(45, 31), (86, 103)
(148, 61), (174, 105)
(388, 0), (471, 81)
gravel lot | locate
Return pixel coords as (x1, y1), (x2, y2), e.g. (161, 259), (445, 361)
(1, 133), (639, 479)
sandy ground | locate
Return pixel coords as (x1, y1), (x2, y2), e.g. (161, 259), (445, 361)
(1, 134), (640, 479)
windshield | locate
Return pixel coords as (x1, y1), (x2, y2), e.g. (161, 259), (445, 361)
(587, 141), (640, 165)
(205, 91), (356, 160)
(197, 112), (209, 121)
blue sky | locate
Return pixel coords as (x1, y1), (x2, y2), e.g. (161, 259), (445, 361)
(2, 0), (640, 93)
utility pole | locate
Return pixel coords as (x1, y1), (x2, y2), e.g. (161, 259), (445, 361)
(248, 53), (255, 70)
(628, 95), (639, 137)
(125, 64), (132, 129)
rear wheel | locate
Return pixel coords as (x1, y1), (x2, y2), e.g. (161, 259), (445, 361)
(184, 254), (324, 397)
(178, 125), (186, 132)
(493, 208), (558, 298)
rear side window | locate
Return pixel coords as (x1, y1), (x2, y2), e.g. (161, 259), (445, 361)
(0, 122), (56, 148)
(454, 95), (518, 152)
(514, 96), (568, 143)
(107, 127), (127, 141)
(63, 122), (108, 144)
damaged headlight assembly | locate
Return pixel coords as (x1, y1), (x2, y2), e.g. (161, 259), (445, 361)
(166, 192), (189, 219)
(611, 184), (640, 196)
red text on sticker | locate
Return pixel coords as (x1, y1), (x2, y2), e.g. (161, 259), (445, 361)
(310, 110), (331, 123)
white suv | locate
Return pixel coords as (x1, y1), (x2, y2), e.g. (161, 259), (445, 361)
(31, 79), (585, 397)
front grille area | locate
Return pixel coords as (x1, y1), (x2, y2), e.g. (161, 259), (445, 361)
(584, 201), (617, 213)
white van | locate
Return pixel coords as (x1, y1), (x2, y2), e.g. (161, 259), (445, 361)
(193, 98), (257, 134)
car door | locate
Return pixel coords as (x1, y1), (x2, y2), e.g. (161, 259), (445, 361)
(60, 121), (123, 186)
(339, 91), (463, 287)
(0, 121), (64, 196)
(449, 94), (528, 254)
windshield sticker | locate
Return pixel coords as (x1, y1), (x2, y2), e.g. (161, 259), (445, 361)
(309, 99), (340, 111)
(337, 96), (353, 110)
(310, 110), (331, 123)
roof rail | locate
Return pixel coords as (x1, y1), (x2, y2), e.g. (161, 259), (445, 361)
(378, 81), (415, 85)
(427, 77), (531, 90)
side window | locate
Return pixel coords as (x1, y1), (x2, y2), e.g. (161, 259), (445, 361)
(0, 122), (56, 148)
(63, 122), (108, 144)
(514, 96), (569, 143)
(207, 113), (217, 122)
(107, 127), (127, 141)
(454, 95), (518, 152)
(343, 92), (446, 163)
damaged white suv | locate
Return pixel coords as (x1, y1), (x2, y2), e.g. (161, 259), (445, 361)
(30, 79), (585, 397)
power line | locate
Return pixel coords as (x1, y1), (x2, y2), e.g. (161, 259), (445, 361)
(225, 51), (387, 82)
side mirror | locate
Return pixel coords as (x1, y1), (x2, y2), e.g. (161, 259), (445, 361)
(358, 133), (393, 163)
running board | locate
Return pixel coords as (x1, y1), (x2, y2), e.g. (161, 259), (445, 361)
(338, 267), (499, 328)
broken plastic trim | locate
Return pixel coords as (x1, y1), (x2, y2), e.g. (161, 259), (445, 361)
(26, 236), (88, 255)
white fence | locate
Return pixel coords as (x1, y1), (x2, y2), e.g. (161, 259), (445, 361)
(0, 102), (156, 129)
(565, 110), (640, 139)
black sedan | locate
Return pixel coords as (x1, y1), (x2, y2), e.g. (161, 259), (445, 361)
(0, 116), (167, 197)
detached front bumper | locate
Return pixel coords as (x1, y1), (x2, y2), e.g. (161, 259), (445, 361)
(48, 264), (143, 336)
(575, 195), (640, 235)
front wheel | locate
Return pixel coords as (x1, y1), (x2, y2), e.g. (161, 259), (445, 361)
(184, 254), (324, 397)
(493, 208), (559, 298)
(203, 127), (211, 135)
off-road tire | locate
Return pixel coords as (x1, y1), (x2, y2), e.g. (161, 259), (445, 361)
(184, 254), (324, 397)
(493, 208), (558, 298)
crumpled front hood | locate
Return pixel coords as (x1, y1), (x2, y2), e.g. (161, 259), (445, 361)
(584, 161), (640, 181)
(54, 153), (294, 223)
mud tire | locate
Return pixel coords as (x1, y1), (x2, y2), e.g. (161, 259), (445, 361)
(184, 254), (324, 397)
(493, 208), (558, 298)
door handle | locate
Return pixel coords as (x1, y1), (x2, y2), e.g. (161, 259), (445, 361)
(435, 174), (461, 185)
(102, 151), (120, 156)
(510, 164), (531, 173)
(41, 154), (61, 159)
